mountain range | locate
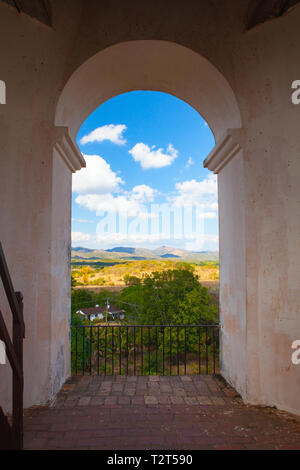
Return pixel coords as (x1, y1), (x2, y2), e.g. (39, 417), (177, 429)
(72, 246), (219, 263)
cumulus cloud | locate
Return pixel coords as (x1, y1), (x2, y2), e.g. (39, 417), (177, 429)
(172, 174), (218, 207)
(71, 231), (219, 251)
(94, 233), (170, 244)
(169, 173), (218, 221)
(76, 194), (141, 216)
(72, 154), (123, 194)
(129, 143), (178, 169)
(80, 124), (127, 145)
(75, 184), (155, 217)
(72, 232), (93, 242)
(185, 157), (195, 168)
(185, 234), (219, 252)
(131, 184), (155, 203)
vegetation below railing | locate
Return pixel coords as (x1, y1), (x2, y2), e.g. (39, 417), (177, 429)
(71, 324), (219, 376)
(71, 265), (220, 376)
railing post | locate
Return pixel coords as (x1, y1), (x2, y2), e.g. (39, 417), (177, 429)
(12, 292), (24, 450)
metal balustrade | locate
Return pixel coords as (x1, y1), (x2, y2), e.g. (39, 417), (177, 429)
(71, 324), (219, 376)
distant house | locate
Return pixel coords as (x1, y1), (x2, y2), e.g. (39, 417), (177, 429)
(77, 304), (125, 322)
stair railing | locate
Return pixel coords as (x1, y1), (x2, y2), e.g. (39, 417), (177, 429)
(0, 242), (25, 450)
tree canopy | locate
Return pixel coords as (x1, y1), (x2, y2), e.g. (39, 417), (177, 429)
(120, 267), (218, 325)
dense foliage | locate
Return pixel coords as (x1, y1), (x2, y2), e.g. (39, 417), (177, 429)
(120, 267), (218, 325)
(70, 267), (219, 374)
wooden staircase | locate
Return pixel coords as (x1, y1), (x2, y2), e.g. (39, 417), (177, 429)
(0, 242), (25, 450)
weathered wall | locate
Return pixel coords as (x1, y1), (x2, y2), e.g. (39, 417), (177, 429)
(232, 10), (300, 414)
(0, 0), (299, 415)
(50, 150), (72, 399)
(218, 151), (247, 397)
(0, 0), (83, 410)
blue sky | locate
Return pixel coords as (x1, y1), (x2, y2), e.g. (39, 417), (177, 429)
(72, 91), (218, 251)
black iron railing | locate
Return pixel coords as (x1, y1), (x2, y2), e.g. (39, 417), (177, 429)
(71, 324), (219, 376)
(0, 242), (25, 450)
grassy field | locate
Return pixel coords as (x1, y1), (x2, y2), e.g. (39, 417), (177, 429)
(72, 259), (219, 288)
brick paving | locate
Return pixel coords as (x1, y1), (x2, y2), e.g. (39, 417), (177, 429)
(23, 375), (300, 450)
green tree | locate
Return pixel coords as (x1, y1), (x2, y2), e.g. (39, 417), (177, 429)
(70, 311), (91, 373)
(71, 288), (94, 315)
(120, 267), (218, 326)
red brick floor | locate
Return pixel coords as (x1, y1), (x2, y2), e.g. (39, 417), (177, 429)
(23, 375), (300, 450)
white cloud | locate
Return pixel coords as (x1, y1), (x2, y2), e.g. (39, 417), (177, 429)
(72, 218), (95, 224)
(172, 174), (218, 208)
(131, 184), (155, 203)
(185, 234), (219, 252)
(170, 174), (218, 221)
(80, 124), (127, 145)
(76, 194), (141, 216)
(72, 154), (123, 194)
(75, 184), (155, 217)
(94, 233), (170, 244)
(203, 202), (218, 211)
(197, 212), (218, 220)
(185, 157), (195, 168)
(71, 231), (219, 252)
(129, 143), (178, 169)
(72, 232), (93, 242)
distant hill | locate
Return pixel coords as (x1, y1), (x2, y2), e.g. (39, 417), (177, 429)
(72, 247), (94, 253)
(71, 245), (219, 263)
(106, 247), (136, 254)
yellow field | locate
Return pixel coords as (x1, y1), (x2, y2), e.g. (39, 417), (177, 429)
(72, 260), (219, 288)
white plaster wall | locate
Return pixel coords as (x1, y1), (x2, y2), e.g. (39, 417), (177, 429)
(50, 150), (72, 400)
(218, 151), (247, 397)
(231, 10), (300, 415)
(0, 0), (82, 411)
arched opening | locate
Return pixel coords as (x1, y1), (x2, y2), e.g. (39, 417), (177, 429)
(72, 90), (217, 252)
(70, 89), (221, 376)
(53, 39), (244, 399)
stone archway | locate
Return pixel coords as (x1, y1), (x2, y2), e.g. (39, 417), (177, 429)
(0, 0), (299, 426)
(55, 40), (241, 141)
(53, 39), (246, 404)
